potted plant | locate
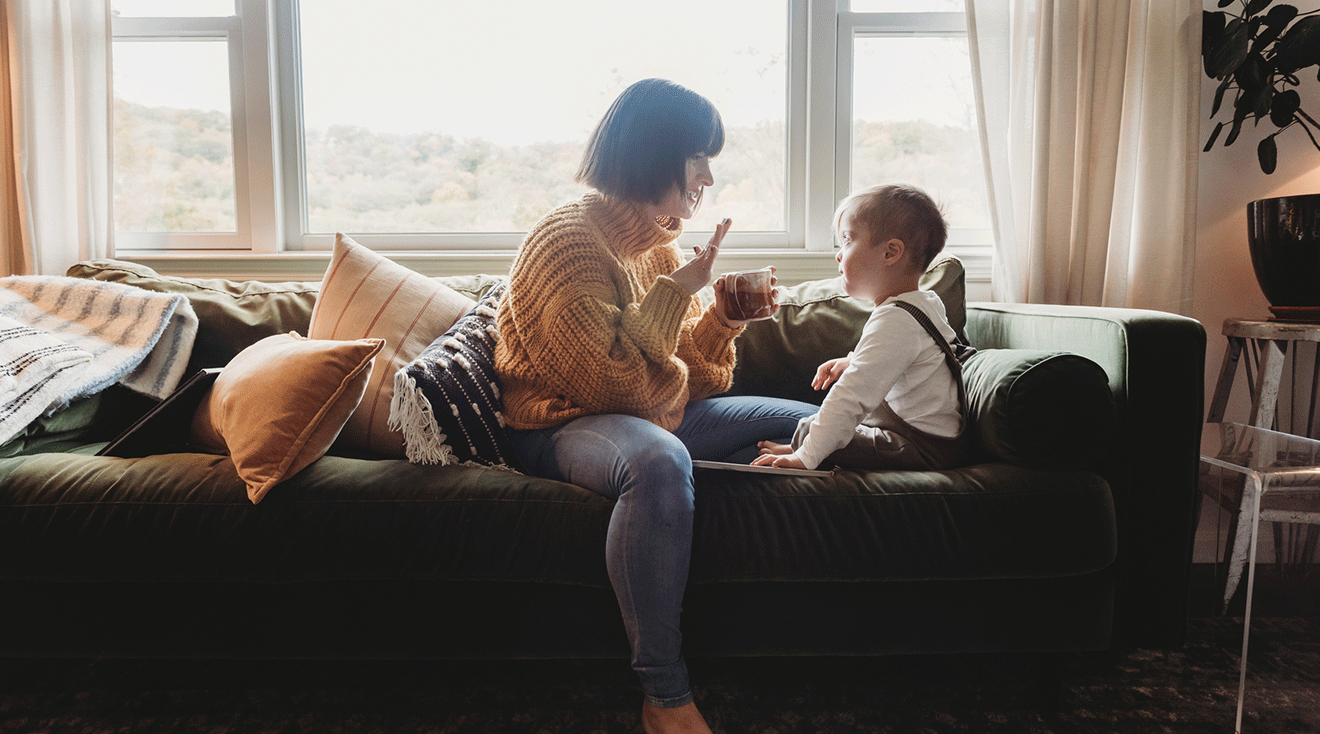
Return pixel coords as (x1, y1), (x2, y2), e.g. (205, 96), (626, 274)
(1202, 0), (1320, 174)
(1203, 1), (1320, 320)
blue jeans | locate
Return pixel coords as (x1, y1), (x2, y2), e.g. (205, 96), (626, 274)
(508, 395), (819, 707)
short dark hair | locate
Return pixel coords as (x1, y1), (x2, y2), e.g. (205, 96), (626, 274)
(836, 184), (948, 271)
(575, 79), (725, 207)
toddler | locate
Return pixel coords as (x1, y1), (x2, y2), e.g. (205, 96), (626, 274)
(752, 183), (970, 471)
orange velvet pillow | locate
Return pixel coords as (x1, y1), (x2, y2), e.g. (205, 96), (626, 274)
(190, 332), (384, 504)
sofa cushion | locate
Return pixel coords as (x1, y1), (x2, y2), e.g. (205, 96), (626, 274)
(308, 234), (475, 458)
(0, 447), (1114, 587)
(727, 255), (966, 405)
(961, 349), (1116, 470)
(66, 259), (320, 376)
(190, 332), (383, 504)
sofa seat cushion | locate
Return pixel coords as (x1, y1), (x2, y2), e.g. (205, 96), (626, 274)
(691, 465), (1115, 583)
(0, 449), (1113, 586)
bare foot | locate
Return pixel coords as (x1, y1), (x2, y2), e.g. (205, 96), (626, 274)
(642, 701), (713, 734)
(756, 440), (792, 456)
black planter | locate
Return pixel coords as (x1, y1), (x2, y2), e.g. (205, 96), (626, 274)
(1247, 193), (1320, 320)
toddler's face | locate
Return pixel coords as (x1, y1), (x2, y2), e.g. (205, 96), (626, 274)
(835, 208), (885, 301)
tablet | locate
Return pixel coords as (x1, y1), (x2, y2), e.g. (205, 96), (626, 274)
(97, 368), (222, 458)
(691, 459), (833, 477)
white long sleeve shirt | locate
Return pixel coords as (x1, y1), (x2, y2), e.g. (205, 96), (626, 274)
(795, 289), (963, 470)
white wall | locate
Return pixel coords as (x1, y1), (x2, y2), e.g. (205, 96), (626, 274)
(1192, 0), (1320, 563)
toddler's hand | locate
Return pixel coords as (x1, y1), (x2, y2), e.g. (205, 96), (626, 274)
(751, 451), (808, 470)
(812, 357), (851, 391)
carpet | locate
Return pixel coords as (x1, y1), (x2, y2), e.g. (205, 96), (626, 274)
(1, 616), (1317, 734)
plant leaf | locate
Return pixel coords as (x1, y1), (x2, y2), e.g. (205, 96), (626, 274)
(1253, 5), (1296, 50)
(1258, 135), (1277, 174)
(1205, 122), (1225, 151)
(1226, 111), (1246, 146)
(1234, 53), (1268, 90)
(1275, 16), (1320, 74)
(1265, 3), (1299, 28)
(1206, 19), (1251, 79)
(1254, 84), (1275, 120)
(1245, 0), (1273, 16)
(1270, 89), (1301, 126)
(1218, 0), (1236, 7)
(1212, 76), (1233, 117)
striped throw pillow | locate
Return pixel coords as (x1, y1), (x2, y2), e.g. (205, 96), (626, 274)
(308, 233), (474, 457)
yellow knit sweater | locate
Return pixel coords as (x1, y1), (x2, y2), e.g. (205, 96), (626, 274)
(494, 192), (742, 431)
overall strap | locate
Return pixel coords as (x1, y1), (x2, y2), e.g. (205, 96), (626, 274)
(891, 299), (970, 414)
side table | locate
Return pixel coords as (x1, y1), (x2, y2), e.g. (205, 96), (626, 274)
(1200, 423), (1320, 733)
(1204, 318), (1320, 609)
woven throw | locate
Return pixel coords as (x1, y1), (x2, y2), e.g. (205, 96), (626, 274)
(390, 282), (519, 470)
(0, 275), (197, 420)
(0, 316), (93, 445)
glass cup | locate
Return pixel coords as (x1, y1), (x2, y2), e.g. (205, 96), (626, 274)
(722, 267), (775, 321)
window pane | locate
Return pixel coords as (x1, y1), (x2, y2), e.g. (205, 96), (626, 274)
(112, 1), (234, 17)
(849, 1), (963, 11)
(297, 0), (787, 235)
(850, 35), (989, 232)
(112, 39), (236, 232)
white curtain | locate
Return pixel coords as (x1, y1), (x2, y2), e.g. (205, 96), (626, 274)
(966, 0), (1200, 313)
(2, 0), (111, 277)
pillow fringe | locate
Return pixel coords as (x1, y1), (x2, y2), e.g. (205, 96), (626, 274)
(389, 369), (457, 466)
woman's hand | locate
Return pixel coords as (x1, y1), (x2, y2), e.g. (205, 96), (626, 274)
(670, 218), (732, 296)
(712, 267), (779, 329)
(812, 357), (850, 391)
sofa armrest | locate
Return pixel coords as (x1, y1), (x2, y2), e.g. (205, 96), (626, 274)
(967, 302), (1206, 648)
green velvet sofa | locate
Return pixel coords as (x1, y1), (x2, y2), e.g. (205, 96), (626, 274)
(0, 256), (1205, 666)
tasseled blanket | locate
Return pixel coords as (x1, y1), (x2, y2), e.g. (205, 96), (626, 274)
(0, 275), (197, 444)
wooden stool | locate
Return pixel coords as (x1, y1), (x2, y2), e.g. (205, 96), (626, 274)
(1205, 318), (1320, 610)
(1208, 318), (1320, 437)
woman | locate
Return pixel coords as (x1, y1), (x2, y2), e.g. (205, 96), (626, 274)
(494, 78), (818, 734)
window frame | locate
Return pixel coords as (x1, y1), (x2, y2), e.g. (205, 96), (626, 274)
(272, 0), (806, 254)
(111, 0), (990, 279)
(836, 9), (992, 258)
(110, 0), (281, 253)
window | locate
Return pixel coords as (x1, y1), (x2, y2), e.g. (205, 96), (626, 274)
(110, 1), (990, 268)
(285, 0), (789, 250)
(111, 0), (278, 252)
(836, 3), (991, 251)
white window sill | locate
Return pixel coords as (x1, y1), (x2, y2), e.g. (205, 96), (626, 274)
(111, 248), (992, 288)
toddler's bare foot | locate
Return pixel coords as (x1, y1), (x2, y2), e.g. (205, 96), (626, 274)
(756, 440), (791, 456)
(642, 701), (713, 734)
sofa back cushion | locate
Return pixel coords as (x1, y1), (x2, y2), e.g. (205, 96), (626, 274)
(66, 260), (510, 374)
(66, 260), (319, 376)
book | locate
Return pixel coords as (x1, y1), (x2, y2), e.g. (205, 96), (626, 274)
(691, 459), (833, 478)
(97, 368), (222, 458)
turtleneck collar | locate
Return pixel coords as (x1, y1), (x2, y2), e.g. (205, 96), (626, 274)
(586, 191), (683, 260)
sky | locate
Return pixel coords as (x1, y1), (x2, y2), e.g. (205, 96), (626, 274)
(112, 0), (976, 146)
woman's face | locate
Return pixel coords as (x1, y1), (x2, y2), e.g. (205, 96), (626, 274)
(651, 154), (715, 220)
